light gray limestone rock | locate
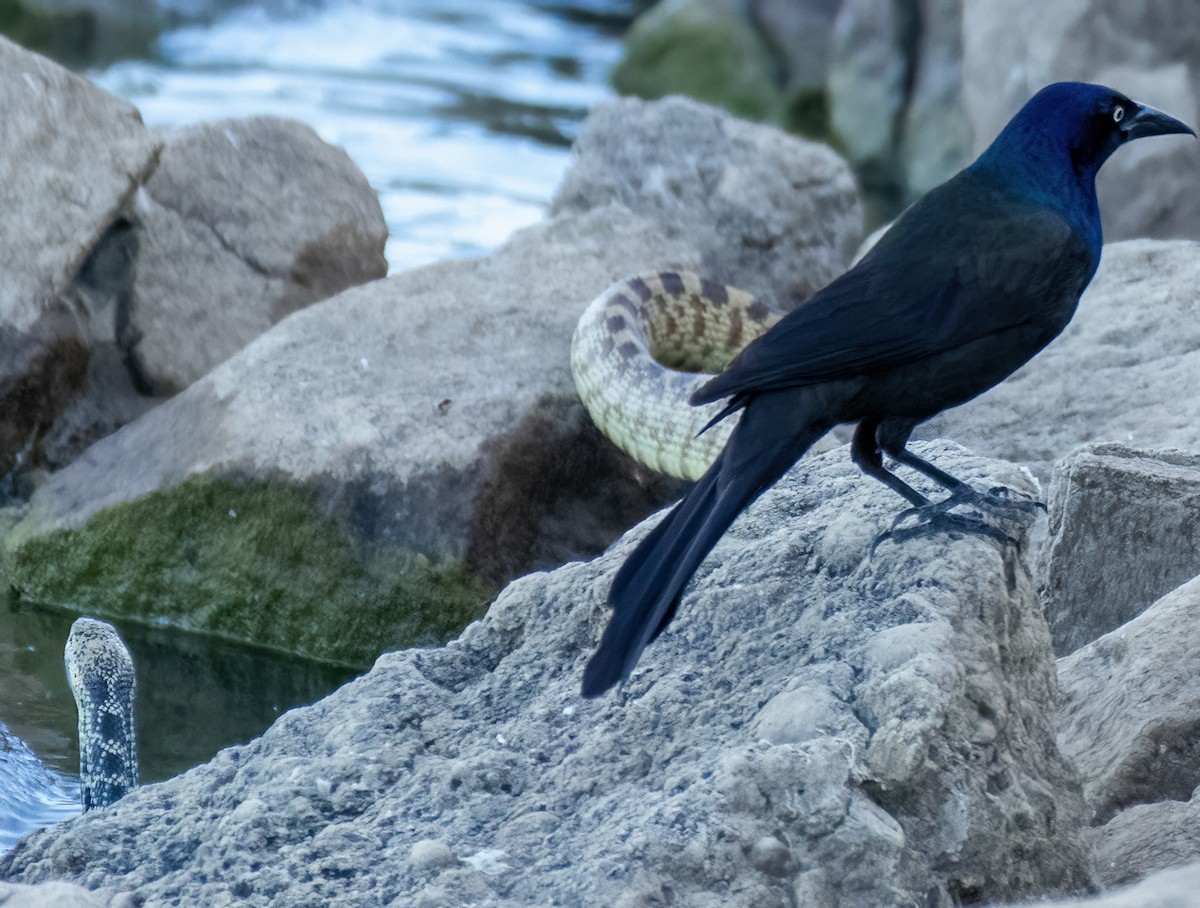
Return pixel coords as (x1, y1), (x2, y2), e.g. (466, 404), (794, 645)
(0, 36), (160, 478)
(1058, 575), (1200, 825)
(0, 443), (1092, 906)
(1039, 444), (1200, 655)
(1092, 795), (1200, 889)
(550, 95), (863, 306)
(128, 116), (388, 395)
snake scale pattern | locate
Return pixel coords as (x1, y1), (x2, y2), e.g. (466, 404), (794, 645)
(572, 271), (839, 480)
(65, 617), (138, 811)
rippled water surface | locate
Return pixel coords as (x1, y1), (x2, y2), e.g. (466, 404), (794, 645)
(93, 0), (630, 269)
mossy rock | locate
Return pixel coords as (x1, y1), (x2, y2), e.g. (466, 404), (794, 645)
(5, 476), (492, 668)
(612, 0), (784, 124)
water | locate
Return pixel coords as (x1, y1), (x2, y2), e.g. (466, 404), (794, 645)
(91, 0), (631, 270)
(1, 0), (632, 851)
(0, 592), (356, 849)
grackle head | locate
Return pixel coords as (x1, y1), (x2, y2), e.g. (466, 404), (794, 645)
(980, 81), (1195, 181)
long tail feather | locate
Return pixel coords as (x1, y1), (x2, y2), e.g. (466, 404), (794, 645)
(582, 393), (826, 697)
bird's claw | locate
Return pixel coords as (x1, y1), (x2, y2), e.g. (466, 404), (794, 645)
(979, 485), (1047, 513)
(871, 484), (1042, 553)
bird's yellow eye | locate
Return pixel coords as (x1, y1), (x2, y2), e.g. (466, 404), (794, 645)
(1113, 105), (1125, 123)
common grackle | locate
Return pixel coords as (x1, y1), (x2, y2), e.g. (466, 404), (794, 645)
(581, 82), (1194, 698)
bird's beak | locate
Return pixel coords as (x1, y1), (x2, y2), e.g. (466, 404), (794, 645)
(1122, 104), (1196, 141)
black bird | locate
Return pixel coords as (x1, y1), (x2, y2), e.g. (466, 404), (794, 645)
(581, 82), (1194, 698)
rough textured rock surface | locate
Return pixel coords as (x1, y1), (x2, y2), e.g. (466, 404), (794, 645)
(1057, 574), (1200, 826)
(550, 95), (863, 306)
(128, 116), (388, 395)
(1039, 444), (1200, 655)
(0, 36), (160, 479)
(4, 206), (695, 665)
(1092, 796), (1200, 889)
(921, 240), (1200, 480)
(0, 443), (1091, 906)
(962, 0), (1200, 241)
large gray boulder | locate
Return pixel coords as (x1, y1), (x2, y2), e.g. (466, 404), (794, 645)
(962, 0), (1200, 241)
(127, 117), (388, 396)
(1039, 445), (1200, 655)
(3, 206), (695, 666)
(0, 443), (1092, 905)
(551, 95), (863, 306)
(0, 36), (160, 480)
(921, 240), (1200, 480)
(1057, 574), (1200, 826)
(1092, 797), (1200, 889)
(1056, 572), (1200, 889)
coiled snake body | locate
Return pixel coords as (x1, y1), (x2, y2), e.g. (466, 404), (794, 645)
(571, 271), (838, 479)
(65, 617), (138, 811)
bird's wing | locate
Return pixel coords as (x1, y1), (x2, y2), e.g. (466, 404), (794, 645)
(693, 174), (1095, 405)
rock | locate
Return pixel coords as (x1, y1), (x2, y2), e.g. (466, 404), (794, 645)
(550, 95), (863, 306)
(827, 0), (970, 217)
(127, 116), (388, 395)
(920, 240), (1200, 481)
(0, 442), (1091, 905)
(0, 880), (124, 907)
(897, 0), (972, 198)
(3, 206), (696, 666)
(826, 0), (914, 206)
(986, 861), (1200, 908)
(1039, 445), (1200, 655)
(0, 37), (160, 481)
(749, 0), (840, 134)
(1092, 796), (1200, 889)
(612, 0), (784, 125)
(1057, 574), (1200, 825)
(962, 0), (1200, 241)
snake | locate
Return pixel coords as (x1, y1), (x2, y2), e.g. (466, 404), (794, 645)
(64, 617), (138, 811)
(571, 271), (840, 480)
(40, 273), (802, 814)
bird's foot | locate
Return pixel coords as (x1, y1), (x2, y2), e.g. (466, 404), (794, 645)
(957, 484), (1047, 514)
(871, 484), (1043, 552)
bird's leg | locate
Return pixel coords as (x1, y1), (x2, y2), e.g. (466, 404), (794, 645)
(850, 419), (929, 508)
(865, 420), (1022, 549)
(881, 442), (1044, 514)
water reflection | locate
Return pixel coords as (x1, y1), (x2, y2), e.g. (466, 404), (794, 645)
(91, 0), (633, 269)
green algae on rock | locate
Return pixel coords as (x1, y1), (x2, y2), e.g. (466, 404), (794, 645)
(5, 477), (491, 668)
(612, 0), (785, 125)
